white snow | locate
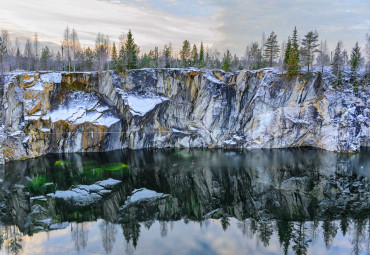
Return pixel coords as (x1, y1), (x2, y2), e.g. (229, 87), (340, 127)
(40, 73), (62, 83)
(172, 128), (190, 135)
(23, 76), (34, 83)
(116, 89), (169, 116)
(54, 188), (102, 206)
(285, 114), (311, 125)
(50, 91), (120, 127)
(125, 188), (169, 204)
(40, 128), (51, 132)
(96, 178), (122, 189)
(52, 178), (121, 206)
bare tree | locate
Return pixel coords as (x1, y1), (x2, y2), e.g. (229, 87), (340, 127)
(316, 40), (330, 73)
(24, 39), (34, 71)
(33, 32), (39, 70)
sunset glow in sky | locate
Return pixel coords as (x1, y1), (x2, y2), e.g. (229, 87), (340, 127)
(0, 0), (369, 54)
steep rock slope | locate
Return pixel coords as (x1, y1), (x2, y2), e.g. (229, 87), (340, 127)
(1, 68), (369, 161)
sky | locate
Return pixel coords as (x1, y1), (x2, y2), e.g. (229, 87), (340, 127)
(0, 0), (369, 55)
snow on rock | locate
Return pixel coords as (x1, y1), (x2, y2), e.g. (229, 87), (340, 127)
(26, 81), (44, 91)
(50, 91), (120, 127)
(285, 114), (311, 125)
(96, 178), (122, 189)
(116, 89), (169, 116)
(51, 178), (121, 206)
(23, 76), (34, 83)
(53, 188), (102, 206)
(125, 188), (169, 204)
(40, 73), (62, 83)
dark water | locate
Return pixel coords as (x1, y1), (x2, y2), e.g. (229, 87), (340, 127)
(0, 148), (369, 255)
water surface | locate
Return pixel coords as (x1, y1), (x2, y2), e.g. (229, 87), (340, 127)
(0, 148), (369, 255)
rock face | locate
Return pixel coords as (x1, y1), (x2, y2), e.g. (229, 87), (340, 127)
(1, 68), (369, 162)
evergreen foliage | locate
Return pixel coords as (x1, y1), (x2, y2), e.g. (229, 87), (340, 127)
(264, 31), (280, 67)
(301, 31), (319, 73)
(332, 41), (344, 87)
(222, 50), (232, 72)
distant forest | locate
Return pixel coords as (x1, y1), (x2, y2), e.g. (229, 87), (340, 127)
(0, 26), (369, 86)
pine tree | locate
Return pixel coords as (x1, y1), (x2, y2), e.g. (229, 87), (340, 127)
(301, 31), (319, 73)
(199, 42), (205, 68)
(124, 30), (140, 69)
(284, 37), (291, 68)
(163, 44), (171, 68)
(332, 41), (344, 87)
(140, 53), (150, 68)
(111, 42), (117, 70)
(85, 47), (94, 71)
(287, 27), (300, 76)
(222, 50), (232, 72)
(264, 31), (280, 67)
(191, 44), (198, 67)
(40, 46), (51, 70)
(180, 40), (191, 67)
(350, 42), (362, 90)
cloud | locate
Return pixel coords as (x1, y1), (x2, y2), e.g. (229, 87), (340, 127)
(0, 0), (369, 55)
(206, 0), (370, 54)
(0, 0), (219, 53)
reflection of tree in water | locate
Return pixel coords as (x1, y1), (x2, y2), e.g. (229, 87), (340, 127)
(122, 222), (141, 248)
(322, 218), (338, 248)
(340, 215), (350, 236)
(8, 237), (22, 255)
(277, 220), (293, 255)
(99, 220), (117, 255)
(221, 216), (230, 231)
(292, 221), (310, 255)
(160, 221), (168, 237)
(258, 221), (273, 247)
(351, 217), (367, 255)
(71, 222), (89, 254)
(0, 225), (23, 255)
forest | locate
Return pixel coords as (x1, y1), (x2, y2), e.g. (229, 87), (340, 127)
(0, 26), (370, 88)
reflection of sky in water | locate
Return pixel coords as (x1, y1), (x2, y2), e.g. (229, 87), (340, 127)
(2, 218), (368, 255)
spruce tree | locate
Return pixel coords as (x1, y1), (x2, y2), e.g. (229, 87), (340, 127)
(332, 41), (343, 87)
(163, 44), (171, 68)
(283, 37), (291, 69)
(222, 50), (232, 72)
(124, 30), (140, 69)
(287, 27), (300, 76)
(191, 44), (198, 67)
(40, 46), (51, 70)
(350, 42), (362, 90)
(111, 42), (117, 70)
(180, 40), (191, 67)
(199, 42), (205, 68)
(264, 31), (280, 67)
(301, 31), (319, 73)
(140, 53), (150, 68)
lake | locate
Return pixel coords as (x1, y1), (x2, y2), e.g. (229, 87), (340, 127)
(0, 148), (369, 255)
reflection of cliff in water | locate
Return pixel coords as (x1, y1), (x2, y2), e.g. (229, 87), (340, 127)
(0, 148), (369, 254)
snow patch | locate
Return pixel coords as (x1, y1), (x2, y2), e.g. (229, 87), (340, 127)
(40, 73), (62, 83)
(285, 114), (311, 125)
(125, 188), (169, 204)
(117, 89), (169, 116)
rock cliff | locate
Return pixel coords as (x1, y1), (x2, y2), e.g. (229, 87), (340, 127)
(0, 68), (369, 162)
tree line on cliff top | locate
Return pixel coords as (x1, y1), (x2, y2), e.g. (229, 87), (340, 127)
(0, 26), (369, 87)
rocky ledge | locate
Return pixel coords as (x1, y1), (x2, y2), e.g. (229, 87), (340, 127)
(0, 68), (369, 162)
